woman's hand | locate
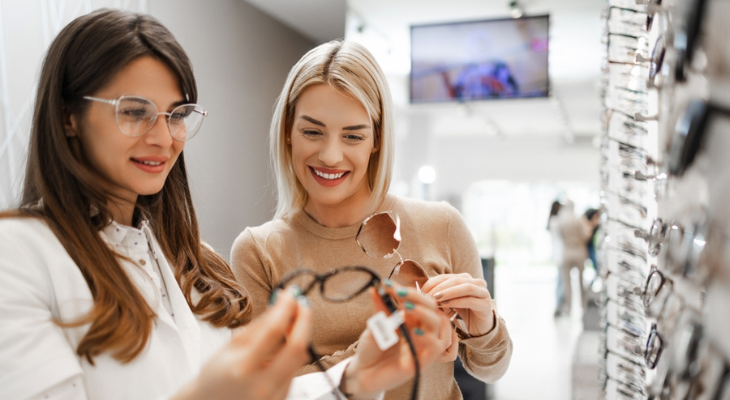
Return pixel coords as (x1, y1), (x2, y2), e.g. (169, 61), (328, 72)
(173, 289), (311, 400)
(421, 273), (495, 337)
(435, 315), (459, 363)
(340, 285), (452, 399)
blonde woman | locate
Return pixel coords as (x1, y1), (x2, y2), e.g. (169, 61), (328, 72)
(232, 40), (513, 400)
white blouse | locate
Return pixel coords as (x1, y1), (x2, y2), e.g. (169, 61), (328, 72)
(0, 217), (369, 400)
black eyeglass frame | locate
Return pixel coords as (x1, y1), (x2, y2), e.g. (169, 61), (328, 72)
(273, 265), (421, 400)
(645, 322), (665, 370)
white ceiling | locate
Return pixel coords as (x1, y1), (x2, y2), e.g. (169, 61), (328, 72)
(243, 0), (606, 139)
(243, 0), (347, 43)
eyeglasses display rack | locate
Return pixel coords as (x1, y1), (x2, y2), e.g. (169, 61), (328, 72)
(598, 1), (730, 399)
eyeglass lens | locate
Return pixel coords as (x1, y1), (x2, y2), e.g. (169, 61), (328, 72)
(278, 267), (377, 302)
(643, 268), (664, 308)
(389, 260), (429, 289)
(357, 212), (430, 288)
(116, 96), (205, 140)
(321, 268), (379, 301)
(646, 324), (663, 369)
(357, 212), (401, 258)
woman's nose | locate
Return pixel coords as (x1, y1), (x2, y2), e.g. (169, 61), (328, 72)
(144, 114), (175, 148)
(318, 137), (343, 166)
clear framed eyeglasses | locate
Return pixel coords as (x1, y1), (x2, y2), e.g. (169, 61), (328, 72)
(83, 95), (208, 141)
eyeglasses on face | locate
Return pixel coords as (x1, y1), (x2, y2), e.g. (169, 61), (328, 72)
(83, 95), (208, 141)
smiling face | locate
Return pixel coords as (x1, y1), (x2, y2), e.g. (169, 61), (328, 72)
(68, 56), (186, 214)
(290, 84), (377, 220)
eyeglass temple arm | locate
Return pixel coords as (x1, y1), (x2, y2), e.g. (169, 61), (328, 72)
(375, 283), (420, 400)
(82, 96), (117, 105)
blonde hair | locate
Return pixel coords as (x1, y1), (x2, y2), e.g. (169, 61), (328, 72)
(270, 40), (394, 219)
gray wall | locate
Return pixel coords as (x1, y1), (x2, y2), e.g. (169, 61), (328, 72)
(149, 1), (314, 259)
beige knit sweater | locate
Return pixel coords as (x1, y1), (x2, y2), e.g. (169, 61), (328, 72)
(231, 194), (513, 400)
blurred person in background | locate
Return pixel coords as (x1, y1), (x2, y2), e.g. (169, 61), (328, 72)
(554, 200), (592, 317)
(547, 200), (564, 318)
(583, 208), (602, 286)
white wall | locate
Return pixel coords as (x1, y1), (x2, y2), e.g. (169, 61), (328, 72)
(148, 0), (314, 259)
(392, 110), (601, 205)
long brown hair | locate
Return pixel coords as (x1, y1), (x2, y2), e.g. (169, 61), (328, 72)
(4, 8), (250, 364)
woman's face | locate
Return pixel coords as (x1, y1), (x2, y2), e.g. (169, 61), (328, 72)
(290, 84), (377, 211)
(69, 56), (185, 204)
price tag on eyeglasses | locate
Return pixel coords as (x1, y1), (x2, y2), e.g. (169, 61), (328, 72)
(367, 310), (404, 351)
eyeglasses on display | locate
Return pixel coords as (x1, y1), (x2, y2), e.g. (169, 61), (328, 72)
(645, 323), (665, 369)
(668, 100), (730, 177)
(674, 0), (709, 82)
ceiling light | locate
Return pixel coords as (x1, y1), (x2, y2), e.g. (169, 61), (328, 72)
(509, 1), (524, 18)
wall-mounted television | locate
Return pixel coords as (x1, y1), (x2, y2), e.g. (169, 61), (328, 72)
(410, 15), (550, 103)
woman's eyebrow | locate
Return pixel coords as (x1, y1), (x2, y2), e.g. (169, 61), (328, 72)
(299, 115), (325, 127)
(343, 124), (370, 131)
(299, 115), (370, 131)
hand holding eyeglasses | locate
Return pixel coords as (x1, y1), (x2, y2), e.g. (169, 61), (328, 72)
(420, 273), (495, 338)
(173, 289), (312, 400)
(341, 285), (454, 399)
(272, 265), (453, 400)
(357, 211), (491, 339)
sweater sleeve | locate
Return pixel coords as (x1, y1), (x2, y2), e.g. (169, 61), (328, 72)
(296, 341), (359, 375)
(442, 204), (513, 383)
(230, 228), (274, 322)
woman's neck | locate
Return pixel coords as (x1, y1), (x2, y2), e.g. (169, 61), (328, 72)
(303, 194), (380, 228)
(108, 198), (137, 227)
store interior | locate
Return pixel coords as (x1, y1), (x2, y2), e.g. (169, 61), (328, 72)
(1, 0), (728, 399)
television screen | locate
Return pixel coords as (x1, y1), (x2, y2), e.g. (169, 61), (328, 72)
(410, 15), (550, 103)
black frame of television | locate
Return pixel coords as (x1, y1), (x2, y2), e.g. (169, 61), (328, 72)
(409, 14), (550, 104)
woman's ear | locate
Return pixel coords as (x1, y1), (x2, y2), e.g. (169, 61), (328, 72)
(64, 112), (80, 138)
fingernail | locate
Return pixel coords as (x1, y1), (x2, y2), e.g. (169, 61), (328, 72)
(404, 301), (415, 310)
(297, 295), (310, 308)
(414, 328), (425, 336)
(396, 288), (408, 297)
(268, 289), (281, 305)
(288, 285), (302, 297)
(433, 292), (443, 300)
(383, 279), (394, 288)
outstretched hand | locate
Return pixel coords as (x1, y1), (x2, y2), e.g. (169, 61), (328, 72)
(173, 289), (312, 400)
